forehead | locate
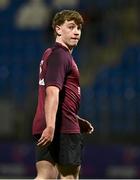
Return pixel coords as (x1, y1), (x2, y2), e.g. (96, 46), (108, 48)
(62, 20), (78, 26)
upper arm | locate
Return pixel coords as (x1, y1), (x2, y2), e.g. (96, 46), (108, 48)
(45, 49), (70, 90)
(46, 86), (60, 97)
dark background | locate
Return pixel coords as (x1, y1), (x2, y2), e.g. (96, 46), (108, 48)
(0, 0), (140, 178)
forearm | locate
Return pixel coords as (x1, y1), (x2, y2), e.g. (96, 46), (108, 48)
(44, 87), (59, 129)
(37, 86), (59, 146)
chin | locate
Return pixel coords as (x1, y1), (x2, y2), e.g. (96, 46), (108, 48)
(71, 43), (78, 47)
(66, 42), (78, 49)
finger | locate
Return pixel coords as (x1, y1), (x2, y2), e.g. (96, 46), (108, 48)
(91, 126), (94, 131)
(37, 139), (45, 146)
(37, 140), (51, 147)
(38, 136), (45, 142)
(89, 124), (94, 130)
(37, 137), (48, 146)
(89, 127), (94, 134)
(38, 140), (47, 146)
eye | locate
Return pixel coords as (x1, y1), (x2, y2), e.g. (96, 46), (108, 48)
(78, 25), (82, 30)
(68, 25), (75, 30)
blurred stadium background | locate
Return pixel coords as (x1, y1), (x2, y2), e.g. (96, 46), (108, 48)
(0, 0), (140, 178)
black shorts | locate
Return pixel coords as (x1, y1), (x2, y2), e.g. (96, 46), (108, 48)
(34, 133), (84, 166)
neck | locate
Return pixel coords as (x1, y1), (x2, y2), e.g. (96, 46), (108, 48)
(55, 39), (73, 54)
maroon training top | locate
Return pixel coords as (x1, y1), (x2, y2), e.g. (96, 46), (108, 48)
(32, 42), (81, 135)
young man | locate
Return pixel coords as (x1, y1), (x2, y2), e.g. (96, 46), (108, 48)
(32, 10), (94, 179)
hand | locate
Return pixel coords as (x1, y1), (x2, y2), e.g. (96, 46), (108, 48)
(78, 116), (94, 134)
(37, 127), (55, 147)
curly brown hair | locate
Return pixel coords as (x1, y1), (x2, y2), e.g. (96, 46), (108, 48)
(52, 10), (84, 35)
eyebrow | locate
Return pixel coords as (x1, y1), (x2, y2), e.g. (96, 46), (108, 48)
(67, 22), (76, 25)
(66, 21), (82, 29)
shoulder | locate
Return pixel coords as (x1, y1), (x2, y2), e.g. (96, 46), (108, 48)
(42, 48), (53, 61)
(49, 47), (71, 65)
(52, 46), (69, 57)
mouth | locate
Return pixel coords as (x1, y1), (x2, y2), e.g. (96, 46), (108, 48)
(71, 38), (79, 41)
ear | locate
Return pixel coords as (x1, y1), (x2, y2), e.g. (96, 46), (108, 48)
(55, 25), (61, 36)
